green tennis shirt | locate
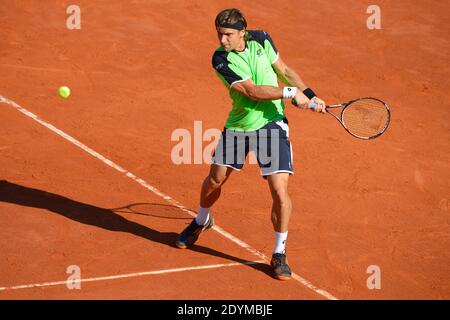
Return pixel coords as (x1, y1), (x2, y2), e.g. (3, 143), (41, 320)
(212, 30), (285, 131)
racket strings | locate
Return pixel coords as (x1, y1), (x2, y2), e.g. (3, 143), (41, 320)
(342, 100), (389, 138)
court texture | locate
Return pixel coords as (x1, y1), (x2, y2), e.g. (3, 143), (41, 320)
(0, 0), (449, 299)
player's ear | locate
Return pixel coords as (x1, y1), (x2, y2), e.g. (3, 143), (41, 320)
(239, 29), (246, 37)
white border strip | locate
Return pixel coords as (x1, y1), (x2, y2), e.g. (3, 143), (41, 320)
(0, 261), (263, 291)
(0, 95), (338, 300)
(229, 77), (250, 88)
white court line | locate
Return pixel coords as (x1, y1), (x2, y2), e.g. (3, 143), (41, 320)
(0, 261), (263, 291)
(0, 95), (338, 300)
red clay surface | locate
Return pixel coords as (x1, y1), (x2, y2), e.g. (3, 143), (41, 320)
(1, 0), (449, 299)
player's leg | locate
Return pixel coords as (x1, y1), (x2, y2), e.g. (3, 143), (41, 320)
(267, 172), (292, 233)
(257, 118), (294, 280)
(195, 164), (233, 226)
(267, 173), (293, 280)
(175, 164), (233, 249)
(195, 127), (245, 224)
(176, 126), (245, 249)
(200, 164), (234, 209)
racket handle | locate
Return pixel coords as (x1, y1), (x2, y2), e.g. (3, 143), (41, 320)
(291, 98), (318, 109)
(309, 102), (317, 109)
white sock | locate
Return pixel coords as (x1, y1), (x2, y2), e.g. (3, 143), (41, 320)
(273, 231), (288, 254)
(195, 206), (210, 226)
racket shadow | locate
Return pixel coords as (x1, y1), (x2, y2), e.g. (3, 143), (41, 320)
(0, 180), (272, 279)
(110, 202), (193, 220)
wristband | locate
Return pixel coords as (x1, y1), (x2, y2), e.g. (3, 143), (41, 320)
(282, 87), (297, 99)
(302, 88), (316, 99)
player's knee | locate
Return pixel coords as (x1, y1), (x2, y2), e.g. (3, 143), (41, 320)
(272, 189), (291, 206)
(208, 172), (227, 188)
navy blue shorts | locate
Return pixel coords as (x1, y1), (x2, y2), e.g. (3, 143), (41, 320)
(212, 118), (294, 177)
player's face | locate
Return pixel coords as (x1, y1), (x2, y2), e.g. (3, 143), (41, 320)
(217, 27), (245, 52)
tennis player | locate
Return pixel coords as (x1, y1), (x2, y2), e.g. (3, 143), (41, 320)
(176, 8), (326, 280)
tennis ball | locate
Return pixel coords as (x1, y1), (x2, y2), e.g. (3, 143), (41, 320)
(58, 86), (71, 98)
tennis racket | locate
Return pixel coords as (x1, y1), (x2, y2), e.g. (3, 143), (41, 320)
(292, 97), (391, 140)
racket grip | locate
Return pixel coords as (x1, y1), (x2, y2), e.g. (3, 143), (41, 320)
(291, 98), (317, 109)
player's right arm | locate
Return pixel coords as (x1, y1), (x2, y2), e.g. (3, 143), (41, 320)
(213, 50), (309, 108)
(231, 79), (310, 108)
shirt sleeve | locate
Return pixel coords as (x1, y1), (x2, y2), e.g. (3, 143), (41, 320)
(247, 30), (279, 65)
(212, 51), (249, 87)
(261, 31), (279, 64)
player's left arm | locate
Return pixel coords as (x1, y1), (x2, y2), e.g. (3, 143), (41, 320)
(272, 57), (306, 90)
(272, 57), (326, 112)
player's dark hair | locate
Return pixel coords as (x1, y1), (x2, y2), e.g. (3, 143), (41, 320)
(215, 8), (247, 30)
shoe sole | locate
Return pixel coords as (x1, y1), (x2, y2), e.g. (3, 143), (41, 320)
(271, 257), (292, 281)
(175, 240), (188, 249)
(273, 274), (292, 281)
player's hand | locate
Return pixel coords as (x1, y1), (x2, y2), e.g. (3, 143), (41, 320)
(292, 90), (309, 109)
(310, 96), (326, 113)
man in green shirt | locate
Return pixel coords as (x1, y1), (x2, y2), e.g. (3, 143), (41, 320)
(176, 8), (326, 281)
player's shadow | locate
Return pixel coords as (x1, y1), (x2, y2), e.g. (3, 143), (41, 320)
(0, 180), (272, 278)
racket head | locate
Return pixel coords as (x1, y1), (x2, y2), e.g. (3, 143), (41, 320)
(111, 203), (192, 220)
(339, 97), (390, 140)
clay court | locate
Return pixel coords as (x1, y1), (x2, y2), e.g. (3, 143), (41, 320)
(1, 0), (449, 300)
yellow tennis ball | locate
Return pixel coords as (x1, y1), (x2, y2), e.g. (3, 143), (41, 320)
(58, 86), (71, 98)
